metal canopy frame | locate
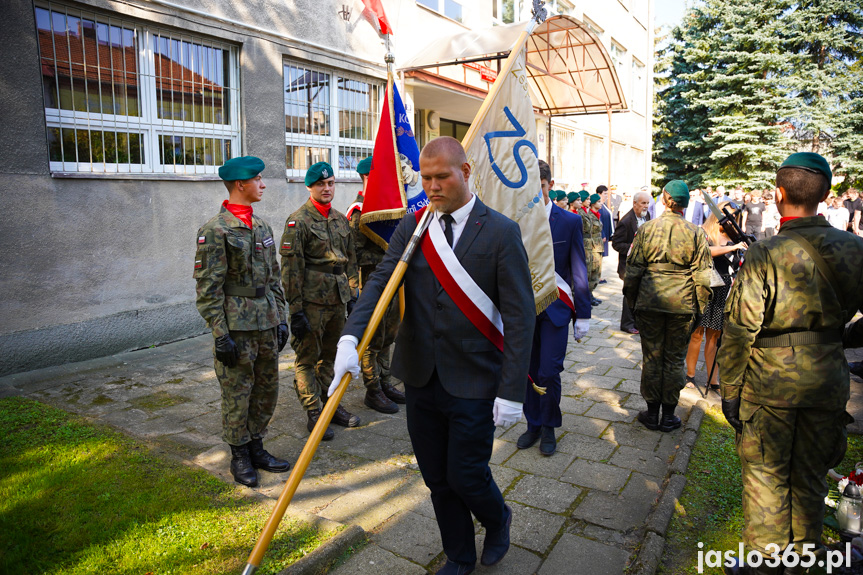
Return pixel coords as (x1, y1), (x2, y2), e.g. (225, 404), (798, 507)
(399, 14), (627, 117)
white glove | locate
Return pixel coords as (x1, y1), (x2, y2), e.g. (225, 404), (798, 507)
(328, 336), (360, 397)
(574, 318), (591, 341)
(493, 397), (523, 428)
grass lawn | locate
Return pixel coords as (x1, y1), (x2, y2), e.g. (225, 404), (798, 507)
(659, 405), (863, 574)
(0, 396), (335, 575)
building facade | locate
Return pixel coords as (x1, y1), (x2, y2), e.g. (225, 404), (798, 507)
(0, 0), (652, 375)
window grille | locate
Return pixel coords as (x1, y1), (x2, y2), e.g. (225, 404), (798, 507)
(550, 127), (577, 188)
(284, 61), (382, 179)
(584, 135), (605, 185)
(35, 2), (239, 175)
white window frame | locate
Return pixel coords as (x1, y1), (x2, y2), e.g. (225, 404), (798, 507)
(284, 60), (383, 180)
(610, 41), (627, 94)
(631, 57), (646, 115)
(417, 0), (464, 23)
(36, 2), (240, 176)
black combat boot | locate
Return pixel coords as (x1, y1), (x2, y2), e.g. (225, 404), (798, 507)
(307, 408), (334, 440)
(381, 381), (406, 404)
(638, 402), (661, 430)
(229, 443), (259, 487)
(248, 438), (291, 473)
(364, 387), (399, 414)
(660, 403), (682, 432)
(322, 398), (361, 427)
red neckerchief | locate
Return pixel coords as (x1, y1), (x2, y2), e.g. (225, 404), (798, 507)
(223, 200), (253, 228)
(590, 209), (601, 219)
(310, 197), (331, 218)
(779, 216), (801, 228)
(672, 209), (684, 215)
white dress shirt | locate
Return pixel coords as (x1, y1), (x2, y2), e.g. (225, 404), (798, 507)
(435, 194), (477, 250)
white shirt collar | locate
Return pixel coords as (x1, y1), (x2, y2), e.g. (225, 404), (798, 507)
(435, 193), (476, 226)
(545, 198), (553, 218)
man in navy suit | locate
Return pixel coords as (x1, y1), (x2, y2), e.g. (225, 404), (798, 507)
(518, 161), (591, 456)
(330, 137), (534, 575)
(597, 185), (614, 258)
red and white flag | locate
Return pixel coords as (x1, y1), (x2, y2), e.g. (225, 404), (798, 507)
(359, 0), (392, 35)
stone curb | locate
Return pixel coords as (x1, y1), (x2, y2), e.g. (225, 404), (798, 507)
(278, 524), (366, 575)
(646, 474), (687, 536)
(632, 400), (708, 574)
(631, 532), (666, 575)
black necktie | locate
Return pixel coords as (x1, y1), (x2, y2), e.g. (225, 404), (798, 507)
(442, 214), (454, 247)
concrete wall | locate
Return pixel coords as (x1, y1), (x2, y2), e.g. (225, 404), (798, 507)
(0, 0), (386, 375)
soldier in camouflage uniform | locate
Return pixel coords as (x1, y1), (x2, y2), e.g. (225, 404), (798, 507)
(624, 180), (712, 432)
(347, 157), (406, 414)
(194, 156), (292, 487)
(719, 153), (863, 575)
(580, 191), (604, 305)
(281, 161), (360, 440)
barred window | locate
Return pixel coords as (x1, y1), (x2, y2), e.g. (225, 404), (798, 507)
(35, 3), (239, 175)
(284, 61), (382, 179)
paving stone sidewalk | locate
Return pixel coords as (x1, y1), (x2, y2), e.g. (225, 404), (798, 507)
(2, 254), (861, 575)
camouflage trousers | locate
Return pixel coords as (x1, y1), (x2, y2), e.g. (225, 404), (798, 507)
(292, 302), (345, 411)
(635, 311), (693, 405)
(361, 294), (400, 390)
(737, 401), (851, 555)
(589, 248), (603, 290)
(214, 328), (279, 446)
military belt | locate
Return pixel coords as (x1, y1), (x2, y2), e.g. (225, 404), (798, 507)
(224, 285), (266, 298)
(646, 262), (689, 271)
(306, 263), (345, 275)
(753, 330), (843, 348)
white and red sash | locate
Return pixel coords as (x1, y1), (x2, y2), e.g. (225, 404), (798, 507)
(554, 271), (576, 317)
(346, 201), (363, 219)
(416, 209), (504, 351)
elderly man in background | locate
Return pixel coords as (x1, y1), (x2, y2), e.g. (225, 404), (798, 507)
(612, 191), (651, 335)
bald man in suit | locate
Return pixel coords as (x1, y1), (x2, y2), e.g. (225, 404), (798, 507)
(331, 137), (534, 575)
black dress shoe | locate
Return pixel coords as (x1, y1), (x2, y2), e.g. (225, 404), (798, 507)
(516, 429), (541, 449)
(364, 388), (399, 414)
(229, 444), (259, 487)
(248, 438), (291, 473)
(381, 381), (406, 404)
(307, 408), (334, 440)
(329, 403), (361, 427)
(435, 560), (475, 575)
(481, 504), (512, 566)
(539, 426), (557, 456)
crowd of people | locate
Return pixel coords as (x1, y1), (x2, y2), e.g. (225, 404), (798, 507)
(191, 145), (863, 575)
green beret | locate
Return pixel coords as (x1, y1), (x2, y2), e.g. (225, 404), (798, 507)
(567, 192), (579, 204)
(356, 157), (372, 175)
(218, 156), (265, 181)
(664, 180), (690, 207)
(553, 190), (565, 200)
(305, 161), (335, 186)
(778, 152), (832, 181)
(589, 193), (601, 205)
(578, 190), (589, 202)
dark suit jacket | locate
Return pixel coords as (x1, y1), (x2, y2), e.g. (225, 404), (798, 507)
(546, 204), (591, 326)
(343, 198), (535, 402)
(599, 205), (614, 256)
(611, 208), (650, 279)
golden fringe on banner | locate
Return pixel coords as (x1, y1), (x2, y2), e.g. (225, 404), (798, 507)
(535, 290), (557, 316)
